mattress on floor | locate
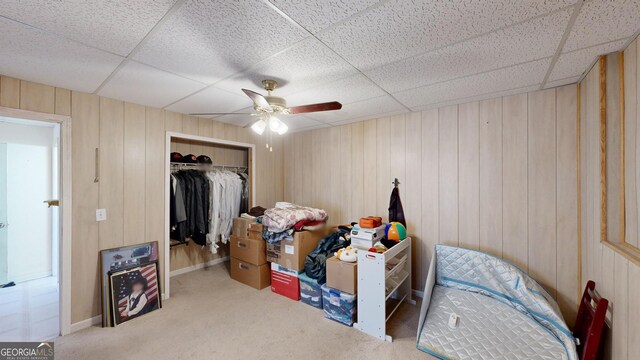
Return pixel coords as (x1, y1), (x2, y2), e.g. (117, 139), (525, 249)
(418, 285), (568, 360)
(416, 245), (578, 360)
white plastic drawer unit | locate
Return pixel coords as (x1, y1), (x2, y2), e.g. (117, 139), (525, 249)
(354, 238), (415, 342)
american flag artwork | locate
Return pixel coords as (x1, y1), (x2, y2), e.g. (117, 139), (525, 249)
(113, 262), (160, 324)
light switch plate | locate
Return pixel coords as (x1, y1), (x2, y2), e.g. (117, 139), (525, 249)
(96, 208), (107, 222)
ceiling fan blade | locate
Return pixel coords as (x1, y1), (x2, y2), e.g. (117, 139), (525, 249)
(242, 89), (271, 110)
(189, 112), (253, 116)
(287, 101), (342, 114)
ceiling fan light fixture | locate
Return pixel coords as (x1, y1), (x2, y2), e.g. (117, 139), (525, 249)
(269, 116), (282, 132)
(251, 119), (266, 135)
(276, 121), (288, 135)
(269, 116), (288, 135)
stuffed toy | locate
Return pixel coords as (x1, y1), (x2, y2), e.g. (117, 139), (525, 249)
(368, 243), (388, 253)
(335, 246), (357, 262)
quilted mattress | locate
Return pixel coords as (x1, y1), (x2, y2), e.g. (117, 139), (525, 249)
(417, 245), (577, 360)
(418, 285), (568, 359)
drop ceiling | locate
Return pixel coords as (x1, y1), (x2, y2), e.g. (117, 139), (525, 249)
(0, 0), (638, 132)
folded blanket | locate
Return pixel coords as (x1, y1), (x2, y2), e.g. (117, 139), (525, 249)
(262, 203), (328, 233)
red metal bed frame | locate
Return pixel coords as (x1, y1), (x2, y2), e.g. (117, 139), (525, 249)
(573, 280), (609, 360)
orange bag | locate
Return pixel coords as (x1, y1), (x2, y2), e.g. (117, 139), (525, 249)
(359, 216), (382, 228)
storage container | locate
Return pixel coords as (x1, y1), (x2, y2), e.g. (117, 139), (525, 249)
(230, 257), (270, 290)
(230, 236), (267, 265)
(321, 284), (357, 326)
(270, 263), (300, 301)
(299, 272), (324, 308)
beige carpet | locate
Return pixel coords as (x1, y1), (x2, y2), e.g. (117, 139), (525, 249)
(54, 263), (432, 360)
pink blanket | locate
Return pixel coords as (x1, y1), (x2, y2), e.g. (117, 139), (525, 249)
(262, 202), (328, 233)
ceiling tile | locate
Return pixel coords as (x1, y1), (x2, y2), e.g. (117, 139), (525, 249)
(0, 17), (123, 93)
(0, 0), (176, 56)
(366, 9), (570, 93)
(416, 84), (540, 111)
(549, 39), (628, 81)
(98, 61), (204, 108)
(393, 58), (550, 109)
(211, 107), (255, 126)
(318, 0), (575, 70)
(283, 74), (386, 108)
(268, 0), (381, 33)
(213, 37), (357, 97)
(133, 0), (309, 84)
(290, 123), (331, 133)
(281, 116), (327, 131)
(305, 95), (407, 123)
(564, 0), (640, 52)
(543, 76), (580, 89)
(165, 85), (250, 115)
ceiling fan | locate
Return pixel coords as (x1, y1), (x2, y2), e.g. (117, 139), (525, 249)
(190, 79), (342, 135)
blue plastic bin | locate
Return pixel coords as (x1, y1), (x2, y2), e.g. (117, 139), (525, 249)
(321, 284), (357, 326)
(299, 272), (323, 308)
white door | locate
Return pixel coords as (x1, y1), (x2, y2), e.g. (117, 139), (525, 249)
(0, 118), (59, 341)
(0, 144), (7, 284)
(6, 143), (53, 282)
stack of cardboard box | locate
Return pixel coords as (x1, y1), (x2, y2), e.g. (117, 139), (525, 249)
(229, 218), (270, 289)
(270, 230), (324, 301)
(323, 255), (358, 325)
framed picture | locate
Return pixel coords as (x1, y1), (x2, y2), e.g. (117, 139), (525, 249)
(99, 241), (159, 327)
(109, 262), (161, 326)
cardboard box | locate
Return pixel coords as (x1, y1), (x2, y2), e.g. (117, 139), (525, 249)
(271, 262), (303, 276)
(249, 223), (264, 232)
(271, 264), (300, 301)
(266, 242), (280, 263)
(232, 217), (255, 238)
(326, 256), (357, 294)
(350, 225), (386, 250)
(230, 236), (266, 265)
(248, 230), (262, 241)
(230, 257), (270, 290)
(276, 230), (324, 271)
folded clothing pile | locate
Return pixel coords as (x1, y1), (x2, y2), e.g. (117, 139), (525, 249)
(261, 202), (328, 243)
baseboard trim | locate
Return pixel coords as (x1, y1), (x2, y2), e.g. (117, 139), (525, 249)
(412, 289), (424, 299)
(169, 256), (229, 278)
(70, 315), (101, 333)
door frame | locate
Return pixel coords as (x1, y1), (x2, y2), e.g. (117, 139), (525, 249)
(0, 106), (72, 336)
(164, 131), (255, 299)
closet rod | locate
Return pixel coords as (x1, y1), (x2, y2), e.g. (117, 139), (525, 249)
(170, 162), (248, 172)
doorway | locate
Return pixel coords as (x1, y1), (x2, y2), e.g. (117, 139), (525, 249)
(0, 116), (60, 341)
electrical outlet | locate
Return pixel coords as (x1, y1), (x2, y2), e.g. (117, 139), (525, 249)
(96, 209), (107, 222)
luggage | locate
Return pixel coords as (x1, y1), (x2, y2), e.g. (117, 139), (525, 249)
(359, 216), (382, 228)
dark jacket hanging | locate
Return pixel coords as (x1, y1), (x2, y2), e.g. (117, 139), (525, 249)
(388, 187), (406, 228)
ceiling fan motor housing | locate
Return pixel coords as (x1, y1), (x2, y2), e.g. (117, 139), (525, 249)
(263, 95), (287, 112)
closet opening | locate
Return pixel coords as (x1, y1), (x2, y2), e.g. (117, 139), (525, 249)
(163, 132), (255, 299)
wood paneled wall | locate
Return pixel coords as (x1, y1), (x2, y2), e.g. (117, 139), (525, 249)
(0, 75), (284, 325)
(579, 39), (640, 360)
(284, 85), (580, 324)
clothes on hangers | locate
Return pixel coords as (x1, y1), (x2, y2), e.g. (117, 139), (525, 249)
(170, 166), (249, 253)
(170, 170), (210, 245)
(206, 169), (244, 253)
